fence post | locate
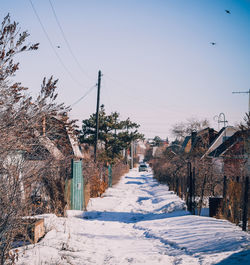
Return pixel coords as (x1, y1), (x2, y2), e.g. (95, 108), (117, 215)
(187, 162), (193, 213)
(223, 176), (227, 198)
(186, 162), (189, 209)
(222, 176), (227, 216)
(108, 165), (112, 188)
(242, 176), (249, 231)
(181, 175), (184, 199)
(176, 177), (179, 196)
(192, 167), (196, 215)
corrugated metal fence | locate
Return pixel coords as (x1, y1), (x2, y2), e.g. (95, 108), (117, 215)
(70, 160), (84, 210)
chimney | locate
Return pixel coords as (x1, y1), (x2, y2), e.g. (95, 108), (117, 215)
(191, 131), (197, 147)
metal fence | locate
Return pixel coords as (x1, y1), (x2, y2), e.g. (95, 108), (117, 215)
(169, 170), (249, 231)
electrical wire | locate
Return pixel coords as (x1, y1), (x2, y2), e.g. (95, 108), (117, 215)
(104, 73), (186, 115)
(28, 0), (85, 88)
(48, 0), (94, 81)
(101, 78), (114, 112)
(142, 129), (170, 134)
(70, 84), (97, 107)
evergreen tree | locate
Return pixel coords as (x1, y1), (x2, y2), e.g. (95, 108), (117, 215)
(79, 105), (144, 163)
(153, 136), (162, 146)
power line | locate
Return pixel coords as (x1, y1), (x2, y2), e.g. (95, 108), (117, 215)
(104, 73), (186, 115)
(70, 84), (97, 107)
(28, 0), (85, 88)
(48, 0), (94, 81)
(101, 78), (114, 112)
(142, 129), (170, 134)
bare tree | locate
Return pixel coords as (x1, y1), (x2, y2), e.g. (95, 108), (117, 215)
(171, 118), (210, 140)
(0, 14), (74, 264)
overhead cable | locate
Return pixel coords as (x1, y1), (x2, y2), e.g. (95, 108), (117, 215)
(70, 84), (97, 107)
(28, 0), (85, 87)
(48, 0), (94, 81)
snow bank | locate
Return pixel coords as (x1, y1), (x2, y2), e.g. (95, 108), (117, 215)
(15, 168), (249, 265)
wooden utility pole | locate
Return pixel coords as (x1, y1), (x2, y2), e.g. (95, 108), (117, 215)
(94, 70), (102, 162)
(131, 141), (134, 169)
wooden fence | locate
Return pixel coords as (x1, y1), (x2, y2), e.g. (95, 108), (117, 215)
(219, 176), (249, 231)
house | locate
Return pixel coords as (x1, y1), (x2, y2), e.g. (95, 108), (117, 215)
(18, 114), (85, 213)
(182, 128), (218, 155)
(202, 126), (238, 159)
(181, 136), (191, 153)
(207, 130), (248, 178)
(201, 126), (238, 174)
(206, 129), (249, 228)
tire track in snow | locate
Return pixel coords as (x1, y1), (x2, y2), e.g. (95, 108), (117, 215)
(16, 169), (249, 265)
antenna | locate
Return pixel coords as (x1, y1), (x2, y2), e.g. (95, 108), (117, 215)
(232, 89), (250, 113)
(213, 112), (228, 130)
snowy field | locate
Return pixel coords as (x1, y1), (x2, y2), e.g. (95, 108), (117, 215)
(16, 169), (249, 265)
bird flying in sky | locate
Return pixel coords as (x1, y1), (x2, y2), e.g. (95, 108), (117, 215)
(225, 10), (231, 14)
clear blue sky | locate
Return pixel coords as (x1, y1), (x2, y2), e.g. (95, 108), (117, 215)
(1, 0), (250, 139)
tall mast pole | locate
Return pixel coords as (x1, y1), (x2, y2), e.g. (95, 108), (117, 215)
(232, 89), (250, 113)
(94, 70), (102, 162)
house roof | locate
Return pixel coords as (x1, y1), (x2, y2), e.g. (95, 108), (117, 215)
(53, 115), (84, 159)
(34, 129), (64, 160)
(33, 115), (84, 160)
(65, 125), (84, 159)
(189, 127), (218, 155)
(207, 130), (244, 158)
(166, 144), (182, 154)
(182, 136), (191, 151)
(201, 126), (238, 159)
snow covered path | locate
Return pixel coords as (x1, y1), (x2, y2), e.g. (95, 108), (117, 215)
(17, 169), (249, 265)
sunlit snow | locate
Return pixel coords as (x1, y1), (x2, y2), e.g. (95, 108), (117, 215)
(16, 168), (249, 265)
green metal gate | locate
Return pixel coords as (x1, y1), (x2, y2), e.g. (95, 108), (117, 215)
(70, 160), (84, 210)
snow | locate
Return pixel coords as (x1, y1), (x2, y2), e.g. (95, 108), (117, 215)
(16, 168), (249, 265)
